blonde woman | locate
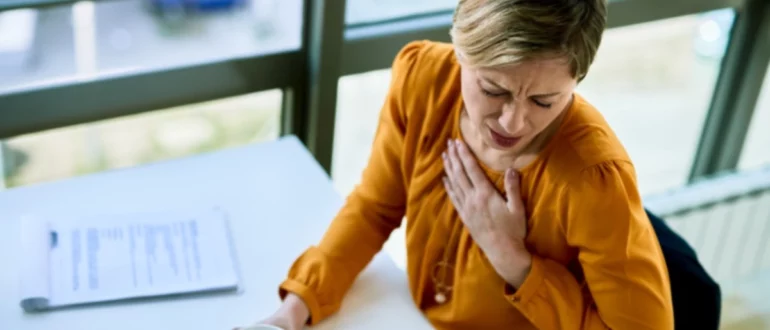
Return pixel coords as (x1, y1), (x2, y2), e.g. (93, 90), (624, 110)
(246, 0), (678, 329)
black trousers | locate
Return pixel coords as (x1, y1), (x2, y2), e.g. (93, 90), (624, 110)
(646, 208), (722, 329)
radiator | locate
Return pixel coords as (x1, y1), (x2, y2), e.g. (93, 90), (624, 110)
(645, 165), (770, 286)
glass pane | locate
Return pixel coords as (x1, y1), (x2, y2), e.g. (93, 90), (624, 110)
(346, 0), (455, 25)
(333, 69), (403, 268)
(2, 89), (281, 188)
(0, 0), (301, 93)
(738, 67), (770, 170)
(333, 69), (391, 197)
(577, 9), (734, 195)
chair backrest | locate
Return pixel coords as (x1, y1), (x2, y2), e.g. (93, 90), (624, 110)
(644, 166), (770, 286)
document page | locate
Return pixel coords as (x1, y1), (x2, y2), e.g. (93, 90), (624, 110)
(46, 208), (238, 307)
(19, 217), (51, 309)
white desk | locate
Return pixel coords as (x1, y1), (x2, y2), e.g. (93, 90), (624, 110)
(0, 136), (431, 330)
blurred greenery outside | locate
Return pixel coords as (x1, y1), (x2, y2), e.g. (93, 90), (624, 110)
(2, 89), (281, 188)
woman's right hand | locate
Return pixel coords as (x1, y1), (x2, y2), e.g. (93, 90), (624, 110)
(234, 293), (310, 330)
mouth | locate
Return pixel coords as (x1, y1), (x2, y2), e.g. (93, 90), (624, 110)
(488, 128), (521, 149)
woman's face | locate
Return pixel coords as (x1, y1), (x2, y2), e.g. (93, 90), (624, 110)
(459, 55), (578, 155)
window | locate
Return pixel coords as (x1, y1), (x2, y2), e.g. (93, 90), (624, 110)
(738, 66), (770, 171)
(0, 6), (76, 91)
(334, 11), (736, 197)
(577, 9), (735, 195)
(0, 0), (302, 93)
(332, 69), (391, 197)
(333, 69), (403, 268)
(345, 0), (455, 25)
(2, 89), (281, 188)
(333, 10), (737, 268)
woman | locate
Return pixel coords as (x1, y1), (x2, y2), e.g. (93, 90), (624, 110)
(246, 0), (674, 328)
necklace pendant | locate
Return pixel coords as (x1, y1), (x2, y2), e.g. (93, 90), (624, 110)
(434, 292), (447, 304)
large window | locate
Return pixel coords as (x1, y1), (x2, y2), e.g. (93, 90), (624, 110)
(333, 10), (736, 196)
(332, 10), (736, 269)
(578, 9), (734, 195)
(2, 90), (281, 188)
(738, 66), (770, 170)
(0, 0), (302, 93)
(0, 0), (298, 189)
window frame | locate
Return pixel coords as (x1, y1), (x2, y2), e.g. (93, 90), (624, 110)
(690, 0), (770, 179)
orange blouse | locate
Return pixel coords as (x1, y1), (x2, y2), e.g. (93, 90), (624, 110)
(279, 41), (674, 329)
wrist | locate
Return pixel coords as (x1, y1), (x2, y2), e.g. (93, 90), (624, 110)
(505, 250), (532, 289)
(485, 236), (532, 288)
(282, 293), (310, 325)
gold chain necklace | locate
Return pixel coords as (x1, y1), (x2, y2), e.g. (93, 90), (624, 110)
(431, 213), (462, 304)
(431, 174), (505, 304)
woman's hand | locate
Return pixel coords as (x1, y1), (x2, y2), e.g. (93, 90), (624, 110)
(234, 293), (310, 330)
(442, 139), (532, 288)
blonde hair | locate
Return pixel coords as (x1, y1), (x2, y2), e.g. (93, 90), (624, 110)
(450, 0), (607, 81)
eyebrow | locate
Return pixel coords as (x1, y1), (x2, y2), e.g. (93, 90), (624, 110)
(480, 77), (506, 90)
(480, 78), (561, 98)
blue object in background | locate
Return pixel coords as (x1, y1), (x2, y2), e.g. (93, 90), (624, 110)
(149, 0), (246, 13)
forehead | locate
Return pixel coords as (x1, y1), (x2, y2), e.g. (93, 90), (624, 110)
(474, 57), (574, 85)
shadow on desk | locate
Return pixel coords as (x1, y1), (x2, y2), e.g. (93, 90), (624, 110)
(22, 287), (241, 315)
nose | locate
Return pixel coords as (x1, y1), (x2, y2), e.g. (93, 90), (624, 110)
(499, 104), (526, 135)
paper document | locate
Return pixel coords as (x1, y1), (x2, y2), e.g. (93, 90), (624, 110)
(19, 207), (239, 312)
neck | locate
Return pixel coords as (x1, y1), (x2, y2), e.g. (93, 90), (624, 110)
(522, 106), (568, 155)
(459, 110), (519, 172)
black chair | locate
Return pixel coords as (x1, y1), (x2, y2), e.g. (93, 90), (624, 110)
(646, 208), (722, 330)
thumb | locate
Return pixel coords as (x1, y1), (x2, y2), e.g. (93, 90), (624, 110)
(504, 168), (522, 212)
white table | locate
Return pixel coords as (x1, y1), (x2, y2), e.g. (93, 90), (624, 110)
(0, 136), (431, 330)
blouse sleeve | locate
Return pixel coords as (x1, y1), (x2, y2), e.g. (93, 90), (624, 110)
(278, 41), (427, 325)
(504, 160), (674, 329)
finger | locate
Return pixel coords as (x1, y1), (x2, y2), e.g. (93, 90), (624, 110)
(442, 152), (465, 203)
(444, 177), (467, 221)
(446, 140), (473, 192)
(443, 176), (464, 207)
(504, 168), (524, 212)
(455, 139), (493, 190)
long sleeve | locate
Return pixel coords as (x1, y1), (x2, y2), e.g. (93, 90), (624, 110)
(278, 42), (425, 325)
(504, 160), (674, 329)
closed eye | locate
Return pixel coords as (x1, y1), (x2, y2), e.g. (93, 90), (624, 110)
(532, 99), (553, 109)
(482, 88), (507, 97)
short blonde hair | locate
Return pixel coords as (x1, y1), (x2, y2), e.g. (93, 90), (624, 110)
(450, 0), (607, 81)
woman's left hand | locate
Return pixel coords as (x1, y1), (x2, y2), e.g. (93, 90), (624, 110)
(442, 139), (532, 288)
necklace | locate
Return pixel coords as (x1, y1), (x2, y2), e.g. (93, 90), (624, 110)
(431, 214), (462, 304)
(431, 173), (506, 304)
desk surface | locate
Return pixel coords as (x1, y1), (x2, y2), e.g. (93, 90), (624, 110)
(0, 136), (431, 330)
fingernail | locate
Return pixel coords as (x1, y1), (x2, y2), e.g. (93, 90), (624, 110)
(455, 139), (461, 146)
(442, 152), (446, 159)
(447, 139), (452, 148)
